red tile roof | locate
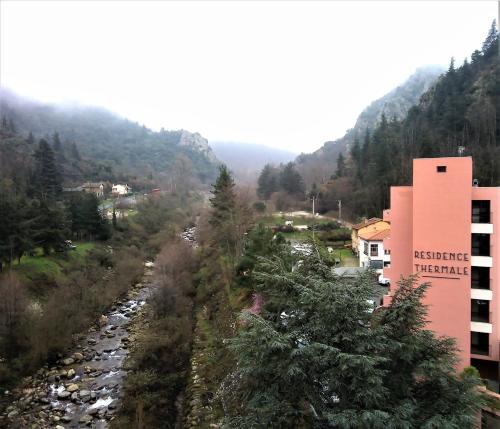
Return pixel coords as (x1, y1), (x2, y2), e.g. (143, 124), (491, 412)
(352, 217), (383, 230)
(359, 229), (390, 241)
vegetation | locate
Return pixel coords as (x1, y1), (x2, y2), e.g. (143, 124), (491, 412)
(221, 244), (484, 428)
(0, 88), (219, 187)
(306, 23), (499, 219)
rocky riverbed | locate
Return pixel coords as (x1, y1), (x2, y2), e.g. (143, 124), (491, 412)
(0, 266), (156, 429)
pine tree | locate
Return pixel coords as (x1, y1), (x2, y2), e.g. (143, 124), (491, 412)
(336, 152), (346, 177)
(279, 162), (305, 197)
(209, 165), (236, 229)
(33, 139), (62, 199)
(257, 164), (278, 200)
(223, 248), (483, 428)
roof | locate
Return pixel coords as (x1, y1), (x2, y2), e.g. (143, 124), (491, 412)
(352, 217), (383, 230)
(333, 267), (367, 277)
(359, 229), (390, 241)
(82, 182), (104, 188)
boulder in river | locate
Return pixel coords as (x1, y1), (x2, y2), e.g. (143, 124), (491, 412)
(67, 384), (79, 392)
(99, 315), (108, 327)
(62, 358), (74, 366)
(72, 352), (84, 361)
(57, 391), (71, 400)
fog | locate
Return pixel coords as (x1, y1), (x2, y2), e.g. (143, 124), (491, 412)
(0, 1), (497, 152)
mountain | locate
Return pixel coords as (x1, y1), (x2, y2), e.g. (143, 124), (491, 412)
(314, 23), (499, 220)
(0, 88), (220, 187)
(210, 141), (296, 184)
(295, 65), (444, 186)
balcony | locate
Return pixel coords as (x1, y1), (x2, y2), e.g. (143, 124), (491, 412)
(471, 321), (493, 334)
(471, 289), (493, 301)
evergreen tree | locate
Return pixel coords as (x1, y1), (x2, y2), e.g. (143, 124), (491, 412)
(209, 165), (236, 230)
(223, 248), (483, 428)
(32, 199), (68, 255)
(279, 162), (305, 197)
(33, 139), (62, 199)
(257, 164), (278, 200)
(336, 152), (346, 177)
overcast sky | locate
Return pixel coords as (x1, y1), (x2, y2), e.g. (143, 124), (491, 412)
(0, 1), (497, 153)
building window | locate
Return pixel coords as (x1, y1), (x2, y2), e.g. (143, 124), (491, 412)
(384, 249), (390, 255)
(472, 200), (490, 223)
(472, 233), (490, 256)
(471, 332), (489, 355)
(363, 242), (368, 255)
(437, 165), (447, 173)
(471, 299), (489, 323)
(383, 261), (391, 268)
(370, 244), (378, 256)
(369, 260), (383, 269)
(471, 267), (490, 290)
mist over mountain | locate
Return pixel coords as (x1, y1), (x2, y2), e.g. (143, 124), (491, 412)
(296, 65), (444, 186)
(210, 141), (296, 184)
(0, 88), (219, 186)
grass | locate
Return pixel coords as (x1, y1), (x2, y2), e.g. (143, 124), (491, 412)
(13, 241), (98, 281)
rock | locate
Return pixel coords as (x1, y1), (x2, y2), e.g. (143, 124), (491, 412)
(67, 384), (79, 392)
(79, 414), (93, 424)
(62, 358), (74, 366)
(88, 407), (99, 416)
(66, 368), (76, 378)
(7, 410), (18, 419)
(72, 352), (84, 361)
(88, 338), (97, 345)
(61, 415), (72, 423)
(71, 391), (79, 401)
(55, 425), (65, 429)
(99, 315), (108, 327)
(57, 391), (71, 400)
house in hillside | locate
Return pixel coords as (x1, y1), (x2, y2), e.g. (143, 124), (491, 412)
(358, 229), (391, 274)
(351, 217), (390, 256)
(112, 183), (131, 196)
(82, 182), (105, 198)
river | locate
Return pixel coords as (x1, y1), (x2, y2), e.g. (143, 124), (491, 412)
(1, 228), (197, 428)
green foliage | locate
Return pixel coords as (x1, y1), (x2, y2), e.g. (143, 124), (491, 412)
(222, 248), (483, 428)
(257, 162), (306, 201)
(33, 139), (62, 199)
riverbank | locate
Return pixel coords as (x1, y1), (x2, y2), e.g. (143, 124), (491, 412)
(0, 264), (156, 429)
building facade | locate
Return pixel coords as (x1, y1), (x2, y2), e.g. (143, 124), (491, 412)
(358, 229), (391, 275)
(351, 218), (390, 256)
(112, 184), (131, 196)
(382, 157), (499, 380)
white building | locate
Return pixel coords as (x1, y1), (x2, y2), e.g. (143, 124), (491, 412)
(358, 229), (391, 274)
(111, 184), (131, 196)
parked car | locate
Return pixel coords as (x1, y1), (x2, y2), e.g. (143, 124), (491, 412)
(378, 274), (390, 286)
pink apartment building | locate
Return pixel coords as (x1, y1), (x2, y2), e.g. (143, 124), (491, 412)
(382, 157), (500, 382)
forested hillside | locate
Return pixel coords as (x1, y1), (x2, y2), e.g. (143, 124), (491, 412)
(0, 89), (219, 187)
(295, 66), (443, 187)
(307, 23), (499, 220)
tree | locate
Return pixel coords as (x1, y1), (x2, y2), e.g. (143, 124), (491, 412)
(257, 164), (278, 200)
(336, 152), (346, 177)
(32, 199), (69, 255)
(279, 162), (305, 197)
(33, 139), (62, 199)
(482, 20), (498, 58)
(223, 247), (483, 428)
(209, 165), (236, 231)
